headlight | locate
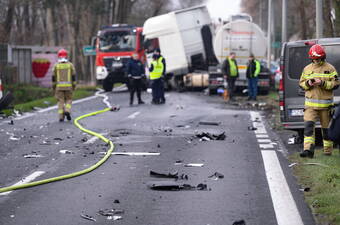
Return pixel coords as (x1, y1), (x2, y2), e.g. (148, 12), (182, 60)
(96, 66), (108, 80)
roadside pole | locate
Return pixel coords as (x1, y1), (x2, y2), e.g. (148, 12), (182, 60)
(267, 0), (272, 68)
(316, 0), (323, 38)
(282, 0), (287, 43)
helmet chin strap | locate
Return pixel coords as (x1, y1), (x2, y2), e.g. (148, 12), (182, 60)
(58, 58), (68, 63)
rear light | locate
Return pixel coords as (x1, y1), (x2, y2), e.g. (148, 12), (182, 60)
(279, 79), (284, 91)
(279, 101), (284, 107)
(305, 41), (316, 46)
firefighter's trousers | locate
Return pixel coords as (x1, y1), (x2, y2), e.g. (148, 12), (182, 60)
(55, 90), (73, 119)
(303, 107), (333, 153)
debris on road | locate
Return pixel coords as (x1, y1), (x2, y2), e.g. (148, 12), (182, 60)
(108, 152), (160, 156)
(198, 121), (221, 126)
(208, 172), (224, 180)
(150, 170), (188, 180)
(288, 163), (298, 168)
(195, 132), (226, 141)
(147, 181), (208, 191)
(8, 120), (14, 125)
(53, 137), (63, 141)
(113, 199), (120, 204)
(80, 213), (96, 222)
(247, 126), (257, 131)
(23, 154), (43, 158)
(233, 219), (246, 225)
(110, 105), (120, 111)
(9, 136), (20, 141)
(59, 150), (73, 154)
(184, 163), (204, 167)
(98, 209), (124, 216)
(299, 187), (311, 192)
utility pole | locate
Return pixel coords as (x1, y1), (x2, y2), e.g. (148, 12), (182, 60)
(267, 0), (272, 68)
(282, 0), (287, 42)
(316, 0), (323, 38)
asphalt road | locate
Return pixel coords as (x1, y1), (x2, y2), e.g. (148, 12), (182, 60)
(0, 90), (315, 225)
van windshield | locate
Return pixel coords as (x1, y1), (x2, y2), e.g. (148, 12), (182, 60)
(99, 30), (136, 52)
(288, 46), (310, 80)
(288, 44), (340, 80)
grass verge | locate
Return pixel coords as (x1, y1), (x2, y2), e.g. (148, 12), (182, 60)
(290, 150), (340, 225)
(1, 85), (97, 116)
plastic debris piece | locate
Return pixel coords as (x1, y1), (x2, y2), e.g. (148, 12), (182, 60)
(59, 150), (73, 154)
(9, 136), (20, 141)
(110, 105), (120, 111)
(199, 121), (221, 126)
(288, 163), (298, 168)
(23, 154), (43, 158)
(233, 219), (246, 225)
(288, 137), (296, 145)
(147, 181), (208, 191)
(114, 199), (120, 204)
(299, 187), (311, 192)
(113, 215), (122, 220)
(208, 172), (224, 180)
(184, 163), (204, 167)
(195, 132), (226, 141)
(248, 126), (257, 131)
(150, 170), (179, 179)
(80, 213), (96, 222)
(54, 137), (63, 141)
(98, 209), (124, 217)
(9, 120), (14, 125)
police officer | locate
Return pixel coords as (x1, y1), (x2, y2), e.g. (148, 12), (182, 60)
(149, 52), (165, 104)
(222, 52), (239, 101)
(299, 44), (340, 157)
(52, 49), (76, 122)
(246, 53), (261, 101)
(126, 53), (145, 106)
(154, 48), (166, 104)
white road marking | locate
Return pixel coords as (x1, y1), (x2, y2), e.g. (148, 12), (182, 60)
(84, 133), (107, 144)
(127, 111), (140, 119)
(99, 152), (160, 156)
(0, 171), (45, 196)
(250, 111), (304, 224)
(262, 151), (304, 225)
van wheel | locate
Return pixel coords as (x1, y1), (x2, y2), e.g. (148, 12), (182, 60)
(103, 78), (113, 92)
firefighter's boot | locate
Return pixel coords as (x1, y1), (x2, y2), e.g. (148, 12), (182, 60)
(300, 145), (315, 158)
(64, 112), (71, 121)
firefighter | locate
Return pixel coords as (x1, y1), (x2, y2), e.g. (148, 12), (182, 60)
(126, 53), (145, 106)
(299, 44), (340, 158)
(149, 52), (165, 104)
(246, 53), (261, 101)
(222, 52), (239, 101)
(52, 49), (76, 122)
(154, 48), (166, 104)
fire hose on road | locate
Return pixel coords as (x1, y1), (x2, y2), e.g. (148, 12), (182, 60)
(0, 90), (116, 194)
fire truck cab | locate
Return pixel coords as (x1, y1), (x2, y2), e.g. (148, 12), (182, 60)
(95, 24), (145, 92)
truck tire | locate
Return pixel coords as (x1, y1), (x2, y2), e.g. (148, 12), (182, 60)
(103, 77), (113, 92)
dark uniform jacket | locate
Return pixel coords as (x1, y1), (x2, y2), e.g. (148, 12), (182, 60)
(126, 58), (145, 78)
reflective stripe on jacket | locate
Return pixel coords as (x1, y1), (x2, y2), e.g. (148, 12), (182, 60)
(299, 61), (340, 109)
(53, 62), (76, 91)
(149, 58), (164, 80)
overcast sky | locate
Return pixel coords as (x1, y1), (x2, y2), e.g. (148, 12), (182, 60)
(206, 0), (241, 20)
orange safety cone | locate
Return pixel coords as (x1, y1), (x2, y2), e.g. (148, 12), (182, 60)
(223, 89), (229, 101)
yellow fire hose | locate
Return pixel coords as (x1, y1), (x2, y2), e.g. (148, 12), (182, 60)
(0, 107), (115, 193)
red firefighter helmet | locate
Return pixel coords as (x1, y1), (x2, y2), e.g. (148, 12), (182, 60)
(57, 49), (68, 58)
(308, 44), (326, 60)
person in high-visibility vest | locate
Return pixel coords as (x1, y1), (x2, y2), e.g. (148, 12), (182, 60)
(299, 44), (340, 158)
(246, 53), (261, 101)
(154, 48), (166, 104)
(52, 49), (76, 122)
(149, 53), (165, 104)
(222, 52), (239, 101)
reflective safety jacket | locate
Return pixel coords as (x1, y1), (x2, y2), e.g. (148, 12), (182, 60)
(222, 57), (239, 78)
(299, 61), (340, 109)
(149, 57), (164, 80)
(246, 59), (261, 78)
(52, 62), (76, 91)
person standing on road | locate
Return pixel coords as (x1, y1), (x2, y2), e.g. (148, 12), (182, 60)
(246, 54), (261, 101)
(299, 44), (340, 158)
(52, 49), (76, 122)
(154, 48), (166, 104)
(126, 53), (145, 106)
(149, 52), (165, 104)
(222, 52), (239, 101)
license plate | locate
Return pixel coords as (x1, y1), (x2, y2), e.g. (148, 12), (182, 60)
(290, 109), (304, 116)
(112, 62), (123, 68)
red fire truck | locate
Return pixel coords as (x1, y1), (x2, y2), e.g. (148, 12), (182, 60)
(95, 24), (145, 92)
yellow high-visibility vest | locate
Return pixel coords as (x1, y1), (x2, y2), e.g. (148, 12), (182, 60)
(150, 58), (164, 80)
